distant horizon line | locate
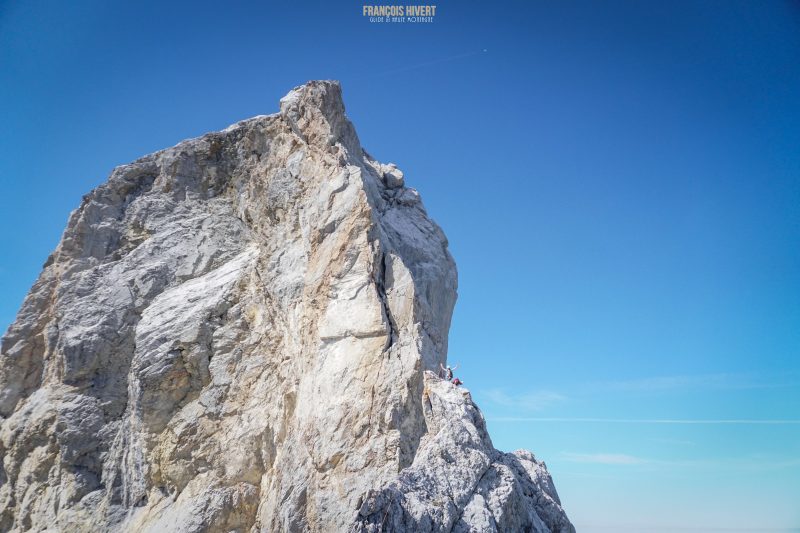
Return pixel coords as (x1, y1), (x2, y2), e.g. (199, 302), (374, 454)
(488, 417), (800, 425)
(572, 524), (799, 532)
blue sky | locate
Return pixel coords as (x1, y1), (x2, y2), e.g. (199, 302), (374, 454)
(1, 0), (799, 530)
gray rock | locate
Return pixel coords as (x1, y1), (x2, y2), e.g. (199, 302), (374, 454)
(0, 81), (573, 532)
(354, 373), (574, 533)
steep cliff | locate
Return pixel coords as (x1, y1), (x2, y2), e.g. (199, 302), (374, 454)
(0, 81), (573, 532)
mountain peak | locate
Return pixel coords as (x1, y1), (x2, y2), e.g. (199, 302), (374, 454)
(0, 83), (573, 532)
(279, 80), (361, 154)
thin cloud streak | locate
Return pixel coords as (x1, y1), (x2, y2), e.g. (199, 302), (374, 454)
(489, 417), (800, 425)
(594, 372), (798, 392)
(561, 452), (647, 465)
(560, 453), (800, 471)
(481, 389), (567, 412)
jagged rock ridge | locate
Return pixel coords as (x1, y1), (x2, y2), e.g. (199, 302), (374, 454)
(0, 81), (573, 532)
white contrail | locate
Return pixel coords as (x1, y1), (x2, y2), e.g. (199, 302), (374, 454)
(487, 417), (800, 425)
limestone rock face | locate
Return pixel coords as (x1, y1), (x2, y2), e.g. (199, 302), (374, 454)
(354, 373), (574, 533)
(0, 81), (573, 532)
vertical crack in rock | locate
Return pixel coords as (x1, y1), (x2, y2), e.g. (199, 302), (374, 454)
(0, 80), (573, 532)
(374, 248), (398, 353)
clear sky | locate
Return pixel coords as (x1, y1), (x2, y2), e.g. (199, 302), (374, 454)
(1, 1), (799, 530)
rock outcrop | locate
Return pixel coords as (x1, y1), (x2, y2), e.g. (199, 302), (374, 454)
(0, 81), (573, 532)
(355, 373), (573, 533)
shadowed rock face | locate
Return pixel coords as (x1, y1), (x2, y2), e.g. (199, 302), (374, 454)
(0, 81), (573, 533)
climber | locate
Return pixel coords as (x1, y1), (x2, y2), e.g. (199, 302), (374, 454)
(451, 377), (463, 386)
(439, 362), (458, 381)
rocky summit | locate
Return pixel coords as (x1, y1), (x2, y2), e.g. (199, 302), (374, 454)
(0, 81), (574, 532)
